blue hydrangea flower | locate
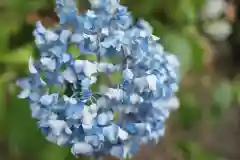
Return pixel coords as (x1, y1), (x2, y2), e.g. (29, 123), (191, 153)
(17, 0), (180, 159)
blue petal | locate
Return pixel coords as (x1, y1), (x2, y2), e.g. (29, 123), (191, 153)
(97, 112), (110, 126)
(102, 124), (118, 144)
(110, 145), (123, 158)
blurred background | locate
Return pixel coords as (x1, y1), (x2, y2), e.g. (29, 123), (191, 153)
(0, 0), (240, 159)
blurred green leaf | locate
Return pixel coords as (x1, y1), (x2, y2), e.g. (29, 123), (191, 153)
(0, 12), (23, 51)
(3, 0), (48, 14)
(41, 144), (69, 160)
(0, 72), (16, 84)
(0, 83), (6, 134)
(184, 28), (205, 70)
(160, 0), (198, 26)
(149, 20), (167, 36)
(0, 45), (32, 64)
(178, 141), (219, 160)
(163, 32), (192, 77)
(7, 96), (46, 155)
(208, 103), (223, 123)
(122, 0), (159, 17)
(178, 93), (201, 129)
(231, 80), (240, 104)
(213, 81), (233, 109)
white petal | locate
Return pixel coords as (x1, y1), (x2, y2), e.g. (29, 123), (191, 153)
(29, 57), (37, 74)
(82, 106), (94, 126)
(71, 142), (93, 155)
(62, 68), (77, 83)
(48, 120), (67, 136)
(18, 89), (30, 99)
(118, 127), (129, 141)
(97, 113), (110, 125)
(146, 75), (157, 91)
(83, 61), (97, 77)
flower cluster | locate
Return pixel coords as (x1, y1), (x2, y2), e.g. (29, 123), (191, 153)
(17, 0), (180, 159)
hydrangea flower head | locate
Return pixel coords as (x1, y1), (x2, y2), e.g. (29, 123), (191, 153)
(17, 0), (180, 159)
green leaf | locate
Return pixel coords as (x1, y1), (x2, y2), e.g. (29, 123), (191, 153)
(109, 72), (122, 84)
